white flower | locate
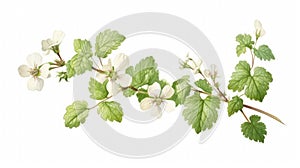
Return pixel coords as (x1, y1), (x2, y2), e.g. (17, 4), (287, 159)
(254, 20), (265, 38)
(96, 53), (132, 96)
(204, 64), (218, 79)
(42, 30), (65, 55)
(140, 82), (176, 118)
(18, 53), (50, 91)
(188, 59), (202, 74)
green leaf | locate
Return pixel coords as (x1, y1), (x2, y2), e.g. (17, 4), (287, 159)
(97, 101), (123, 122)
(95, 29), (125, 58)
(66, 60), (75, 78)
(70, 39), (93, 75)
(157, 79), (169, 88)
(126, 56), (159, 88)
(136, 88), (149, 102)
(63, 101), (89, 128)
(170, 75), (191, 106)
(245, 67), (273, 101)
(194, 79), (212, 94)
(182, 93), (220, 133)
(88, 78), (109, 100)
(123, 88), (136, 97)
(227, 96), (243, 116)
(236, 34), (254, 56)
(254, 45), (275, 61)
(228, 61), (273, 102)
(241, 115), (267, 143)
(228, 61), (251, 92)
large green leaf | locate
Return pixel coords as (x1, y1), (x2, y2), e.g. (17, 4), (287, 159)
(126, 56), (159, 88)
(170, 75), (191, 106)
(95, 29), (125, 58)
(70, 39), (93, 75)
(88, 78), (109, 100)
(254, 45), (275, 61)
(241, 115), (267, 143)
(97, 101), (123, 122)
(64, 101), (89, 128)
(228, 61), (273, 102)
(182, 93), (220, 133)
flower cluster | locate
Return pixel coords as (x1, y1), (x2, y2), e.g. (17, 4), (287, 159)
(18, 31), (65, 91)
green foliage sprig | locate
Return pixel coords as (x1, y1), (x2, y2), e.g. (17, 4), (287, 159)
(18, 20), (283, 143)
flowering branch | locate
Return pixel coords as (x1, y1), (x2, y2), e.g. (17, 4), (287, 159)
(18, 20), (282, 143)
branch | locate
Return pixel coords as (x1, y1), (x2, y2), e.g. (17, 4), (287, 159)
(243, 104), (285, 125)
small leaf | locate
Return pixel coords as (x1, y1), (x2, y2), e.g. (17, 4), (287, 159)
(64, 101), (89, 128)
(227, 96), (243, 116)
(241, 115), (267, 143)
(123, 88), (136, 97)
(95, 29), (125, 58)
(254, 45), (275, 61)
(194, 79), (212, 94)
(97, 101), (123, 122)
(236, 34), (254, 56)
(157, 79), (168, 88)
(126, 56), (159, 88)
(88, 78), (109, 100)
(182, 93), (220, 133)
(70, 39), (93, 75)
(170, 75), (191, 106)
(136, 88), (149, 102)
(66, 60), (75, 78)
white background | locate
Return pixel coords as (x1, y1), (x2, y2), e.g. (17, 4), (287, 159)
(1, 0), (299, 167)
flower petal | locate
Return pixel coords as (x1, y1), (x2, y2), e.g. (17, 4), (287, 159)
(254, 20), (262, 30)
(96, 73), (108, 83)
(162, 100), (176, 112)
(52, 30), (65, 44)
(106, 81), (121, 96)
(260, 28), (266, 37)
(41, 39), (53, 52)
(114, 53), (129, 71)
(18, 65), (31, 77)
(140, 98), (154, 111)
(160, 85), (175, 99)
(39, 64), (50, 78)
(148, 82), (161, 97)
(150, 105), (162, 118)
(27, 53), (42, 67)
(116, 73), (132, 87)
(27, 77), (44, 91)
(102, 59), (113, 71)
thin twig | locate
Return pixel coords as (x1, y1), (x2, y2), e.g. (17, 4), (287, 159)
(240, 109), (250, 122)
(243, 104), (285, 125)
(88, 96), (112, 110)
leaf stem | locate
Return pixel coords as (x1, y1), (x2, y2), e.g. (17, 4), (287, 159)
(92, 66), (105, 74)
(122, 86), (148, 95)
(240, 109), (250, 122)
(191, 88), (211, 95)
(88, 96), (112, 110)
(243, 104), (285, 125)
(57, 52), (63, 62)
(250, 49), (255, 69)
